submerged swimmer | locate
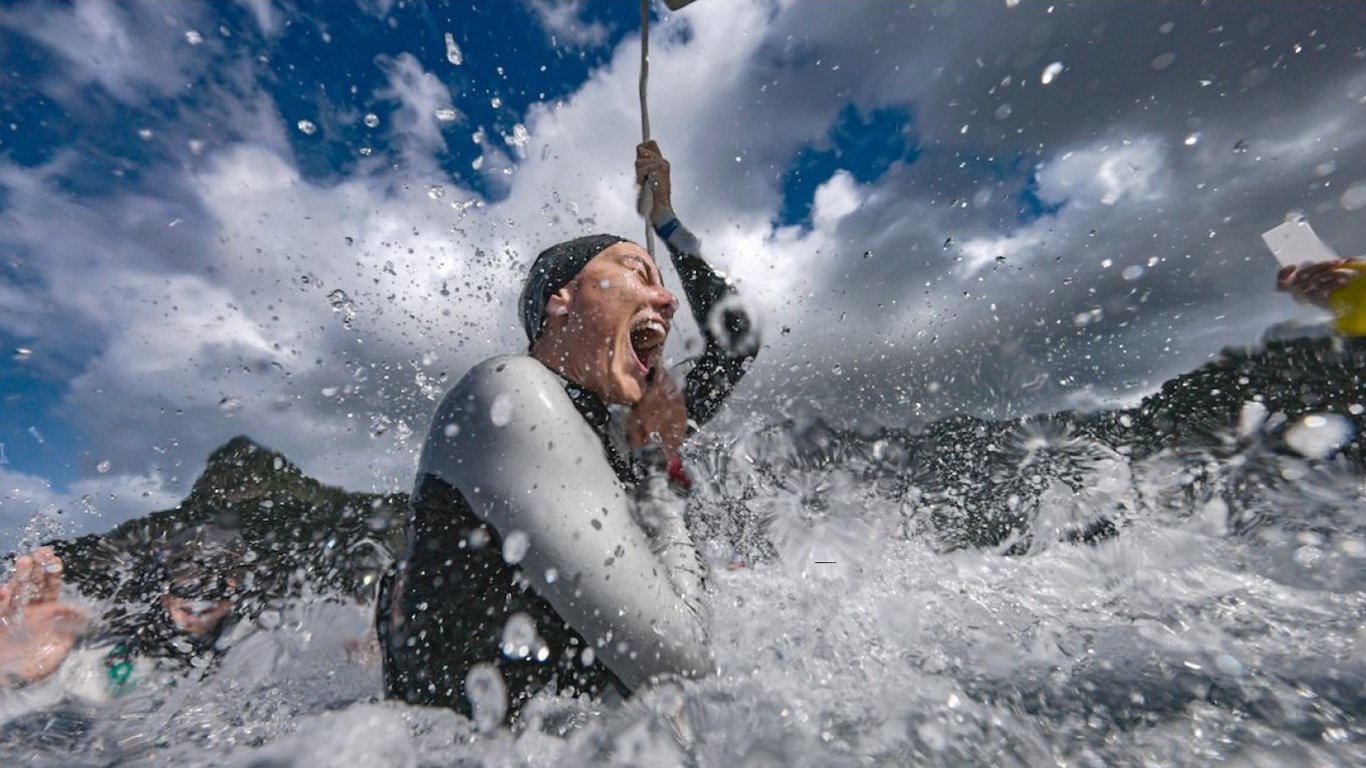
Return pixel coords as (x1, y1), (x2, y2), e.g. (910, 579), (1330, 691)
(0, 525), (251, 700)
(377, 141), (758, 720)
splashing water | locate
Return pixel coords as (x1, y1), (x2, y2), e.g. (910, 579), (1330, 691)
(4, 344), (1364, 766)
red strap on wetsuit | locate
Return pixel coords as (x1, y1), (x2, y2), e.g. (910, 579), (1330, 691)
(666, 454), (692, 492)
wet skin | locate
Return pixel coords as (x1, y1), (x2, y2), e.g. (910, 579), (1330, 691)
(533, 241), (680, 407)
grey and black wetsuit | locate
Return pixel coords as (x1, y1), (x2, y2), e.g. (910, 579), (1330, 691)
(377, 219), (757, 719)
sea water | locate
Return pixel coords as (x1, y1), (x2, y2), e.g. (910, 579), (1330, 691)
(3, 399), (1363, 767)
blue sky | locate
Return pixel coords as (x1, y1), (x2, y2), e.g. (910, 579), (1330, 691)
(2, 0), (1364, 543)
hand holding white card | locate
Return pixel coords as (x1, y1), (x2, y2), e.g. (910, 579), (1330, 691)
(1262, 220), (1338, 268)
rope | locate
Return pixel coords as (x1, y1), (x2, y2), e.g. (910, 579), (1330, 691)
(639, 0), (656, 258)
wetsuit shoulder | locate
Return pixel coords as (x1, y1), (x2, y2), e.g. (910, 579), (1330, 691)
(416, 354), (712, 691)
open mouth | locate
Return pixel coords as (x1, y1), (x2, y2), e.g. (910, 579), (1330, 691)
(629, 318), (668, 374)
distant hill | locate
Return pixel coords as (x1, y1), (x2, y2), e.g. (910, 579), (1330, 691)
(51, 436), (407, 605)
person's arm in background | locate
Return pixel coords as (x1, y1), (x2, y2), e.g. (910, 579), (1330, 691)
(0, 547), (87, 688)
(1277, 258), (1365, 308)
(635, 141), (760, 429)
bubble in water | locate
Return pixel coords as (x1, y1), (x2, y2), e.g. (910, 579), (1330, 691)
(464, 663), (506, 732)
(434, 108), (458, 123)
(1121, 265), (1145, 281)
(502, 530), (528, 564)
(444, 32), (463, 65)
(185, 30), (204, 45)
(13, 347), (32, 361)
(443, 423), (460, 438)
(993, 104), (1013, 120)
(427, 185), (445, 199)
(490, 96), (502, 109)
(490, 393), (513, 426)
(1151, 52), (1177, 70)
(297, 119), (317, 135)
(1284, 413), (1353, 459)
(137, 128), (154, 141)
(363, 113), (379, 128)
(1184, 132), (1201, 146)
(1040, 61), (1064, 85)
(95, 460), (111, 474)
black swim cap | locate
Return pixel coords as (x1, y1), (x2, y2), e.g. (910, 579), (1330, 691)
(519, 234), (630, 343)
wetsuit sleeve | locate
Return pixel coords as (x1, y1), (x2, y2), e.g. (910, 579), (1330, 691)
(655, 212), (760, 427)
(419, 357), (713, 690)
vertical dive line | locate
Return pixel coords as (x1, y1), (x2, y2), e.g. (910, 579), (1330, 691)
(639, 0), (656, 258)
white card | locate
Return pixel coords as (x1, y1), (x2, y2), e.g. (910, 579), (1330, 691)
(1261, 220), (1337, 267)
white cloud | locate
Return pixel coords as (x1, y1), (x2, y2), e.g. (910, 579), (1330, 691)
(811, 171), (863, 228)
(375, 53), (460, 168)
(235, 0), (281, 37)
(1035, 139), (1169, 209)
(523, 0), (609, 49)
(6, 0), (1366, 538)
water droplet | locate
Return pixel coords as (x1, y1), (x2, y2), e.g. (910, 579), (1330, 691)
(327, 289), (356, 328)
(1284, 413), (1353, 459)
(444, 32), (464, 65)
(363, 113), (380, 128)
(706, 294), (760, 359)
(434, 108), (458, 123)
(490, 393), (513, 426)
(1238, 401), (1268, 438)
(502, 530), (529, 565)
(1040, 61), (1064, 85)
(1151, 52), (1177, 71)
(297, 119), (317, 135)
(95, 460), (111, 474)
(500, 612), (542, 659)
(464, 663), (506, 732)
(1339, 180), (1366, 211)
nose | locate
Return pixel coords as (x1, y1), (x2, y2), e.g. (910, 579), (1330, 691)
(654, 285), (678, 320)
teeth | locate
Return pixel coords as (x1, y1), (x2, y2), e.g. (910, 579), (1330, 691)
(631, 320), (667, 350)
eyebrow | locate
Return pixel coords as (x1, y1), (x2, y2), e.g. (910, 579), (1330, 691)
(620, 254), (659, 282)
